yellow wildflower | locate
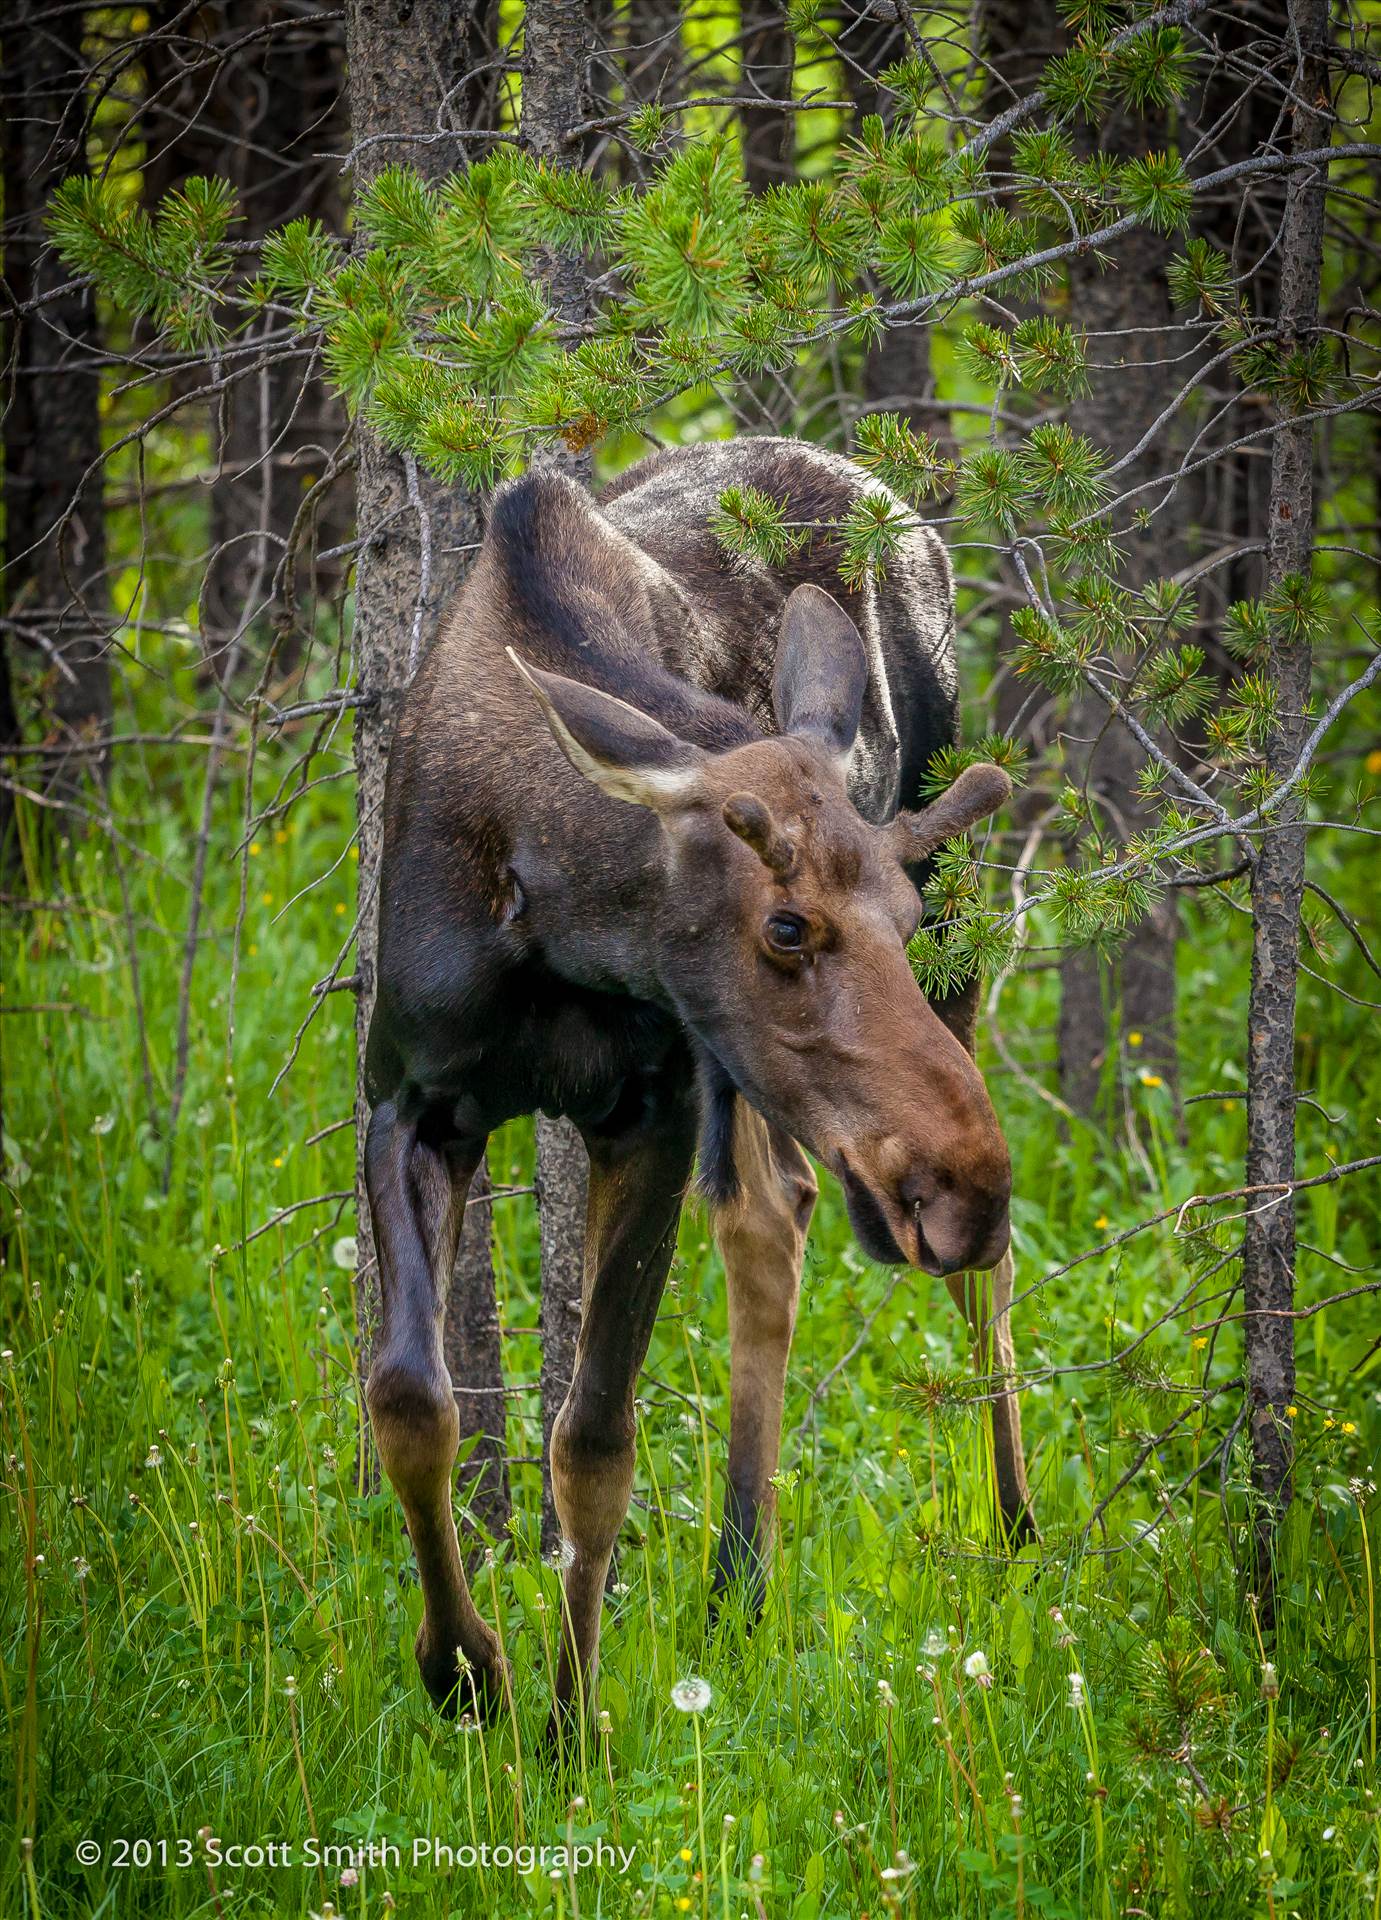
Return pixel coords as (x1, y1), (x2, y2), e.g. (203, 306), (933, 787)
(1139, 1071), (1163, 1088)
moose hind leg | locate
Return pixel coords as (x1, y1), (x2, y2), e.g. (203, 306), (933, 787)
(945, 1253), (1037, 1545)
(711, 1107), (816, 1612)
(927, 974), (1036, 1545)
(364, 1101), (505, 1716)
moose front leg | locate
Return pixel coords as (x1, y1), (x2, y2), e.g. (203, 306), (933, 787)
(363, 1101), (506, 1716)
(711, 1106), (816, 1611)
(549, 1077), (697, 1721)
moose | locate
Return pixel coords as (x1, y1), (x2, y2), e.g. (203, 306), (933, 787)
(363, 436), (1034, 1722)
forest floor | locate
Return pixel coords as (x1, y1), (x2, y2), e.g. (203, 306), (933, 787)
(2, 723), (1378, 1920)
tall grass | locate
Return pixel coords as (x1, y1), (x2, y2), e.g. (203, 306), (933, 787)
(1, 734), (1377, 1919)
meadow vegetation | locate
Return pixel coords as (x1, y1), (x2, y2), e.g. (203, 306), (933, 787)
(3, 629), (1377, 1919)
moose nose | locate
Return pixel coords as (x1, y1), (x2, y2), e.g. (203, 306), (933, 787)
(907, 1176), (1011, 1278)
(914, 1199), (1010, 1276)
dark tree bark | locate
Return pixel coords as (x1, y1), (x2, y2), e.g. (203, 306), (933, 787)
(739, 3), (795, 192)
(976, 0), (1063, 769)
(520, 0), (598, 1558)
(346, 0), (492, 1444)
(2, 0), (112, 805)
(838, 4), (961, 466)
(1242, 0), (1331, 1613)
(1184, 12), (1286, 656)
(1057, 116), (1184, 1121)
(142, 2), (353, 661)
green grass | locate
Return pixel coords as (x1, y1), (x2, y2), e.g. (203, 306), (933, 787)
(2, 734), (1378, 1920)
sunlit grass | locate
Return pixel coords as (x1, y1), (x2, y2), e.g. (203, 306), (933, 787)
(1, 739), (1377, 1919)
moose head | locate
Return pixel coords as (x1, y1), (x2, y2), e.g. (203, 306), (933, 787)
(508, 583), (1012, 1277)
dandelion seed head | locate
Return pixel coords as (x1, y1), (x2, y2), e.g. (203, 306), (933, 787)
(671, 1676), (712, 1714)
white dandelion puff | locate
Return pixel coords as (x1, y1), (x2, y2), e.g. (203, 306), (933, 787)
(671, 1676), (712, 1714)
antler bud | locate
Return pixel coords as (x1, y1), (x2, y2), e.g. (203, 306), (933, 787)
(889, 762), (1012, 862)
(723, 792), (796, 877)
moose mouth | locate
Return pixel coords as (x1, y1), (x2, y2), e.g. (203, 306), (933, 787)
(836, 1155), (936, 1273)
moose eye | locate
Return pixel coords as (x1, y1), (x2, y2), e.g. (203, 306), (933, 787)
(765, 912), (807, 953)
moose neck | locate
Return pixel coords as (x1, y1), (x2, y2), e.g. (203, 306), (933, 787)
(514, 791), (679, 1009)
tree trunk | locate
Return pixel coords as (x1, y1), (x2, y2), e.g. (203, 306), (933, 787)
(2, 1), (112, 805)
(739, 3), (795, 193)
(1186, 6), (1286, 638)
(839, 4), (958, 468)
(1057, 108), (1184, 1121)
(142, 2), (353, 665)
(346, 0), (490, 1442)
(1241, 0), (1330, 1612)
(520, 0), (597, 1557)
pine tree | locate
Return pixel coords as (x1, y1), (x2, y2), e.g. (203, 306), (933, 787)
(2, 0), (112, 809)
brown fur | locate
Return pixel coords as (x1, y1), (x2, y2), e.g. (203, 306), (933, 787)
(362, 441), (1034, 1724)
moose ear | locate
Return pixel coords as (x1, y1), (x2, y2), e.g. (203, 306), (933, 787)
(773, 583), (868, 757)
(888, 762), (1012, 862)
(507, 649), (708, 812)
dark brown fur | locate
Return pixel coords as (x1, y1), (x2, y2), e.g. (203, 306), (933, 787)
(363, 439), (1033, 1725)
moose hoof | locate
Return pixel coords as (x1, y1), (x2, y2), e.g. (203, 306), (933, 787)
(416, 1630), (508, 1723)
(708, 1531), (767, 1630)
